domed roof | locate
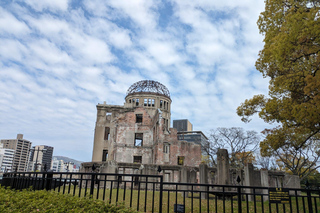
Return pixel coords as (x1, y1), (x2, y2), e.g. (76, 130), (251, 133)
(126, 80), (170, 98)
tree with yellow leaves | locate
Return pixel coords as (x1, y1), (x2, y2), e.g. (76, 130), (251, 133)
(237, 0), (320, 180)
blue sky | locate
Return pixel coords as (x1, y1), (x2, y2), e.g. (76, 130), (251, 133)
(0, 0), (272, 162)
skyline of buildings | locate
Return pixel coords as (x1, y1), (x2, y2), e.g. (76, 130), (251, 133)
(0, 143), (15, 172)
(0, 134), (80, 173)
(29, 145), (54, 171)
(0, 134), (32, 172)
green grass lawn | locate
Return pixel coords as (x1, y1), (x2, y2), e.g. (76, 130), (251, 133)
(50, 184), (320, 213)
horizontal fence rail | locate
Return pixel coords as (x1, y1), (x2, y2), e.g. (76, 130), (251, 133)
(2, 172), (320, 213)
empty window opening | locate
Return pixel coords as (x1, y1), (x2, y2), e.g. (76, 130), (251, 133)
(102, 150), (108, 161)
(144, 99), (147, 106)
(163, 144), (169, 153)
(136, 114), (143, 123)
(104, 127), (110, 140)
(129, 99), (131, 103)
(167, 102), (169, 110)
(148, 99), (151, 107)
(136, 99), (139, 106)
(135, 133), (143, 146)
(178, 156), (185, 165)
(133, 156), (142, 164)
(132, 99), (135, 103)
(152, 99), (155, 107)
(106, 112), (112, 120)
(164, 101), (166, 109)
(160, 100), (163, 108)
(164, 173), (170, 182)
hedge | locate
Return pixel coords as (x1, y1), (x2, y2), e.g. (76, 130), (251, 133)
(0, 186), (137, 213)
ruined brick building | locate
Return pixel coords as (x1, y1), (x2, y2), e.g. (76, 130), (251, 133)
(91, 80), (201, 169)
(82, 80), (300, 189)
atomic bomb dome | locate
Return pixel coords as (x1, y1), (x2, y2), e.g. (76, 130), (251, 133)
(126, 80), (170, 99)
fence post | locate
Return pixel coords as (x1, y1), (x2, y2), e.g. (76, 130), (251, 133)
(90, 173), (95, 197)
(237, 186), (242, 213)
(46, 171), (53, 191)
(159, 176), (163, 213)
(306, 181), (313, 213)
(41, 172), (46, 190)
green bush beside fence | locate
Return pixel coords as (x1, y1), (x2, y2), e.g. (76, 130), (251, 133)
(0, 186), (137, 213)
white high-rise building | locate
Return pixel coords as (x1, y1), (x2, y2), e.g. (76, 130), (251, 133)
(51, 157), (64, 172)
(0, 143), (15, 172)
(0, 134), (31, 172)
(51, 158), (78, 172)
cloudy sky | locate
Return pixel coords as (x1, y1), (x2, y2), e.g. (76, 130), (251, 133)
(0, 0), (272, 162)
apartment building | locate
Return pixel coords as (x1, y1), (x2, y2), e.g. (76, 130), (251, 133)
(0, 134), (32, 172)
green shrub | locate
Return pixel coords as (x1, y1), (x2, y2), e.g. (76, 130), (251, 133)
(0, 186), (137, 213)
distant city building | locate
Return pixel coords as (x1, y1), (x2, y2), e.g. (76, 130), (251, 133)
(173, 119), (208, 146)
(0, 134), (32, 172)
(177, 130), (208, 145)
(29, 145), (54, 171)
(173, 119), (193, 131)
(0, 143), (15, 172)
(51, 158), (78, 172)
(51, 157), (64, 172)
(63, 162), (77, 172)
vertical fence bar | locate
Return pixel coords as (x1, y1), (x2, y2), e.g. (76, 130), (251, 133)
(238, 186), (242, 213)
(159, 176), (163, 213)
(253, 188), (256, 213)
(295, 190), (299, 213)
(79, 174), (83, 197)
(207, 185), (209, 213)
(307, 189), (314, 213)
(246, 194), (249, 213)
(68, 174), (72, 194)
(215, 190), (218, 213)
(137, 180), (141, 211)
(130, 177), (133, 208)
(103, 175), (107, 201)
(302, 195), (306, 212)
(167, 190), (170, 213)
(123, 177), (126, 201)
(96, 176), (100, 200)
(116, 175), (120, 203)
(223, 186), (225, 213)
(152, 182), (155, 213)
(144, 176), (148, 212)
(84, 175), (88, 197)
(109, 180), (113, 204)
(90, 173), (95, 197)
(191, 185), (194, 212)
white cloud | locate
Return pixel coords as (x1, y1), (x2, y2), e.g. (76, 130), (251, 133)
(23, 0), (69, 12)
(0, 0), (271, 162)
(0, 7), (30, 36)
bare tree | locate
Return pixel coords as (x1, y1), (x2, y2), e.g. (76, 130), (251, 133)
(202, 127), (260, 168)
(255, 154), (278, 170)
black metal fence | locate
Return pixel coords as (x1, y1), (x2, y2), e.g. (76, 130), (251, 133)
(2, 171), (320, 213)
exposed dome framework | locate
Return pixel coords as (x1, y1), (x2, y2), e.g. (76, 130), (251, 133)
(126, 80), (170, 98)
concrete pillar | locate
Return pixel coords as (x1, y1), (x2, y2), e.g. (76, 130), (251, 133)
(260, 169), (269, 201)
(244, 163), (254, 201)
(199, 163), (208, 199)
(100, 161), (118, 189)
(216, 149), (230, 185)
(92, 108), (107, 162)
(180, 167), (188, 197)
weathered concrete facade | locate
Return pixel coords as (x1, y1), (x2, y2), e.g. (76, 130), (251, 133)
(83, 80), (300, 190)
(90, 80), (201, 170)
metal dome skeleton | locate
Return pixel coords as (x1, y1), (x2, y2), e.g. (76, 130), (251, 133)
(126, 80), (170, 99)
